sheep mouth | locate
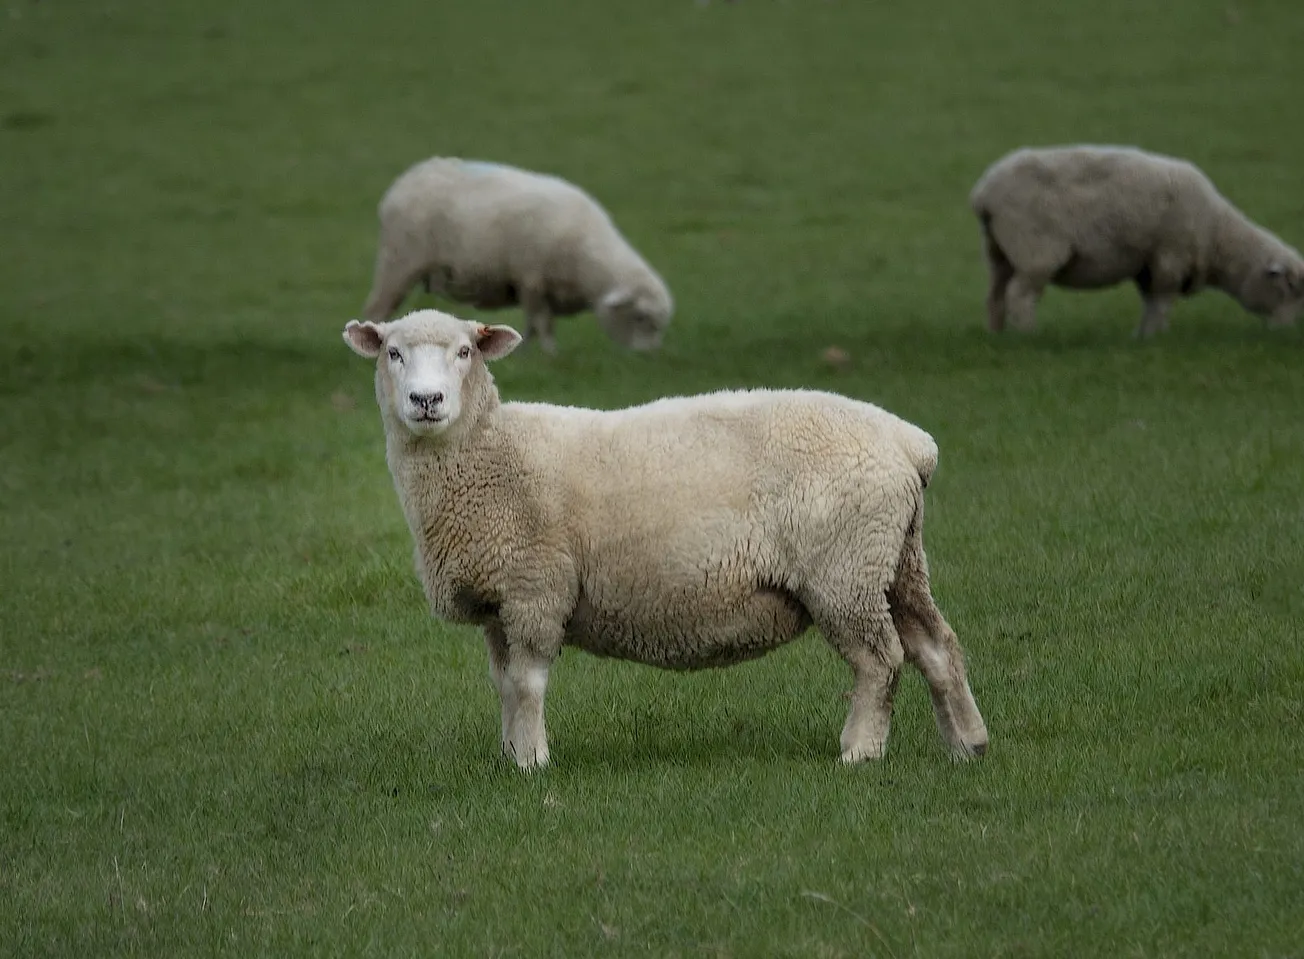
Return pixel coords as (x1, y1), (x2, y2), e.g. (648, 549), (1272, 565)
(627, 336), (663, 353)
(404, 410), (450, 430)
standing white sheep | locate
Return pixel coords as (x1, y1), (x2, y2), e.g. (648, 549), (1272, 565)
(970, 145), (1304, 336)
(362, 158), (674, 355)
(343, 308), (988, 769)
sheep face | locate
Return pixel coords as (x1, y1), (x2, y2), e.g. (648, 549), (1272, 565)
(1239, 256), (1304, 328)
(343, 310), (521, 437)
(596, 283), (673, 352)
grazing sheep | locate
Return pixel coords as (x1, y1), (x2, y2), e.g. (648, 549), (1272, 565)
(343, 308), (988, 769)
(362, 158), (674, 355)
(970, 145), (1304, 336)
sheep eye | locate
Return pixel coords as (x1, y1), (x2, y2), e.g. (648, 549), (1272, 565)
(387, 347), (401, 362)
(457, 346), (472, 359)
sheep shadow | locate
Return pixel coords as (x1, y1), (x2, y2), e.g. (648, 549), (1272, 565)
(2, 333), (359, 398)
(257, 701), (841, 829)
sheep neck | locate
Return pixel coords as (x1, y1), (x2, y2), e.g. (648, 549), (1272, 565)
(1208, 202), (1276, 295)
(382, 370), (505, 529)
(575, 229), (643, 297)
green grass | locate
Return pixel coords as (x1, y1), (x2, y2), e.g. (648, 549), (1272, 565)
(3, 0), (1304, 955)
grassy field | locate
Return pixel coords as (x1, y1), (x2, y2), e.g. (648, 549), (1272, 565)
(4, 0), (1304, 955)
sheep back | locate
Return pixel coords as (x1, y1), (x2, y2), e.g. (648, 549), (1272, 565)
(377, 158), (644, 312)
(970, 145), (1229, 290)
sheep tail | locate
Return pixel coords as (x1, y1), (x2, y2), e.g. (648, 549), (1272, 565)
(901, 426), (939, 489)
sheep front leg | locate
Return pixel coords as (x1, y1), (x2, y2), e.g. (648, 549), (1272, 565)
(1135, 294), (1175, 338)
(520, 286), (558, 355)
(497, 603), (562, 769)
(496, 588), (572, 769)
(483, 624), (517, 756)
(502, 645), (553, 769)
(1134, 261), (1185, 338)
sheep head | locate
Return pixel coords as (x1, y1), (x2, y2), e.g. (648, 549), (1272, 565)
(596, 278), (673, 352)
(1260, 255), (1304, 328)
(1236, 242), (1304, 328)
(343, 309), (521, 438)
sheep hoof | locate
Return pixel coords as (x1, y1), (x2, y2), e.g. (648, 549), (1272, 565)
(839, 740), (887, 763)
(950, 739), (988, 761)
(508, 742), (550, 771)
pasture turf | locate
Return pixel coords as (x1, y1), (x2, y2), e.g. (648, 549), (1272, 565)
(3, 0), (1303, 956)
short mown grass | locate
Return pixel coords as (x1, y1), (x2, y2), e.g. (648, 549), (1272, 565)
(3, 0), (1303, 956)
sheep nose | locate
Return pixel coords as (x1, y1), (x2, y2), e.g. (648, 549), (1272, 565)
(408, 391), (444, 409)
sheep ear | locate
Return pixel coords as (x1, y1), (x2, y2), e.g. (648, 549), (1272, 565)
(600, 288), (634, 311)
(475, 324), (522, 361)
(1263, 263), (1301, 296)
(343, 320), (386, 358)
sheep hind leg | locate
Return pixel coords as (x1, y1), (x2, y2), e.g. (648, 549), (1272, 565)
(982, 235), (1016, 332)
(984, 221), (1069, 332)
(362, 246), (425, 322)
(817, 603), (905, 763)
(890, 554), (988, 760)
(1004, 274), (1047, 331)
(893, 602), (988, 759)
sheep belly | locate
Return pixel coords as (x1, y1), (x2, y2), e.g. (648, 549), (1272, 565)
(1051, 226), (1156, 289)
(562, 578), (813, 670)
(1052, 249), (1148, 289)
(432, 265), (518, 310)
